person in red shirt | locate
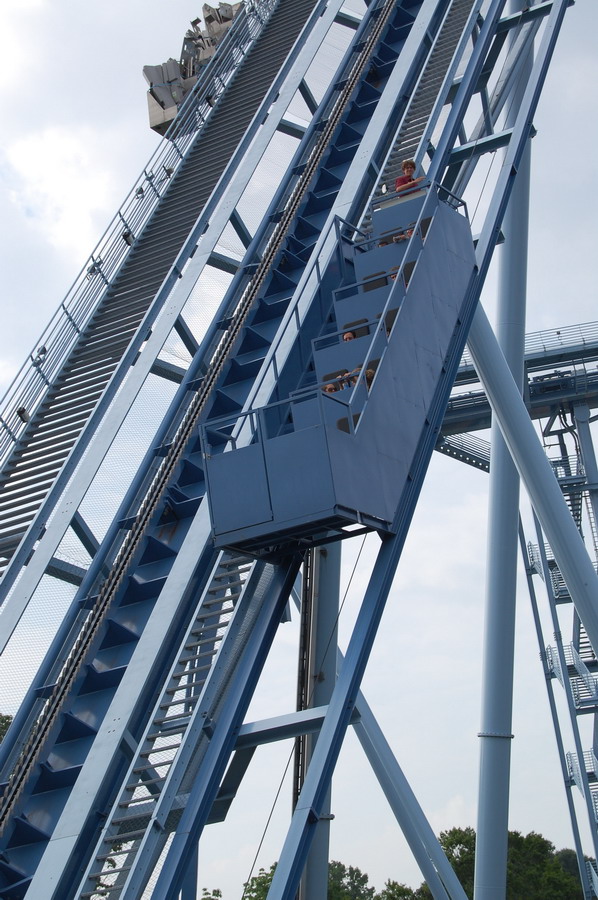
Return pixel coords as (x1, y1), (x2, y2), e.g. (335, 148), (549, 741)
(394, 159), (425, 194)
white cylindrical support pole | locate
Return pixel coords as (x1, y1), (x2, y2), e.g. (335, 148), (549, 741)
(474, 5), (531, 894)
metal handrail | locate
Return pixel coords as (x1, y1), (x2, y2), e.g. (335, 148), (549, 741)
(585, 494), (598, 559)
(547, 453), (585, 480)
(588, 859), (598, 891)
(203, 184), (463, 449)
(566, 750), (582, 788)
(447, 368), (598, 412)
(0, 0), (277, 466)
(527, 541), (544, 577)
(568, 644), (598, 700)
(583, 748), (598, 778)
(459, 320), (598, 370)
(439, 432), (490, 459)
(545, 645), (562, 683)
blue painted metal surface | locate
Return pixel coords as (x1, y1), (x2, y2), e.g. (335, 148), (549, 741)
(0, 0), (590, 897)
(0, 1), (445, 894)
(203, 187), (476, 552)
(0, 0), (336, 617)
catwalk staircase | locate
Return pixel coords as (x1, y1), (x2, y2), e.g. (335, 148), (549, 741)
(524, 430), (598, 894)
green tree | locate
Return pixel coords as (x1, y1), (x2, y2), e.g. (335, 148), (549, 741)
(0, 714), (13, 743)
(557, 848), (597, 894)
(242, 863), (276, 899)
(328, 860), (376, 899)
(415, 826), (476, 899)
(240, 860), (380, 899)
(215, 835), (585, 898)
(555, 847), (584, 881)
(200, 890), (222, 899)
(507, 830), (582, 900)
(376, 879), (416, 899)
(413, 827), (582, 900)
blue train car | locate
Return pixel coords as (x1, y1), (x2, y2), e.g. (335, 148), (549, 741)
(202, 187), (476, 554)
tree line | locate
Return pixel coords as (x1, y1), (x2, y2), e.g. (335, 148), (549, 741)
(201, 827), (586, 899)
(0, 720), (587, 899)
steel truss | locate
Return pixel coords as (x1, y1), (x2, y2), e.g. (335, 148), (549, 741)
(0, 1), (596, 899)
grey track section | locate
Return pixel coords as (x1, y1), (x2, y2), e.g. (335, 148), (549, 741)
(0, 0), (319, 574)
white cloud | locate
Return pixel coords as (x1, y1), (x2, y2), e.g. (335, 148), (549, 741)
(0, 0), (48, 91)
(4, 127), (115, 258)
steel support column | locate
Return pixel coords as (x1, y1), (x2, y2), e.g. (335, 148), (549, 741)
(180, 844), (198, 900)
(474, 2), (531, 894)
(573, 403), (598, 527)
(467, 305), (598, 653)
(266, 524), (429, 900)
(299, 544), (341, 900)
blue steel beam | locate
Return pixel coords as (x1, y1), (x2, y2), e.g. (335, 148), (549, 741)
(427, 0), (508, 184)
(448, 128), (514, 163)
(353, 693), (460, 900)
(0, 0), (284, 587)
(443, 370), (598, 435)
(223, 0), (471, 422)
(278, 118), (308, 140)
(297, 545), (340, 900)
(298, 79), (320, 116)
(469, 306), (598, 654)
(455, 322), (598, 385)
(140, 560), (301, 900)
(574, 404), (598, 528)
(264, 3), (579, 892)
(174, 315), (200, 357)
(230, 209), (254, 249)
(45, 558), (87, 587)
(452, 0), (598, 650)
(0, 0), (592, 892)
(335, 10), (362, 30)
(231, 679), (466, 897)
(150, 358), (187, 384)
(443, 10), (541, 194)
(530, 510), (598, 872)
(0, 0), (351, 643)
(72, 0), (478, 892)
(70, 511), (100, 558)
(267, 522), (461, 897)
(2, 3), (448, 893)
(0, 0), (433, 779)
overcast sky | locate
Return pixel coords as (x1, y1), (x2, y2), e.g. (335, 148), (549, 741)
(1, 1), (598, 896)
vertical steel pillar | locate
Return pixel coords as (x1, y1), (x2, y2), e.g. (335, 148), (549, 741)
(573, 403), (598, 527)
(180, 844), (199, 900)
(474, 4), (531, 895)
(299, 544), (341, 900)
